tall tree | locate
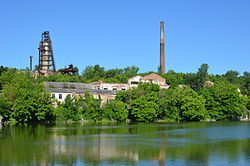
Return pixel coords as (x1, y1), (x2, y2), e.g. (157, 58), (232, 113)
(159, 87), (207, 121)
(164, 70), (185, 87)
(200, 81), (246, 120)
(240, 71), (250, 95)
(185, 63), (209, 92)
(1, 71), (54, 123)
(116, 83), (160, 122)
(103, 100), (128, 122)
(124, 66), (139, 75)
(81, 65), (105, 80)
(224, 70), (240, 85)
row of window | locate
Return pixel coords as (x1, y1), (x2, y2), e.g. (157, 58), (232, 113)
(51, 94), (62, 99)
(103, 87), (126, 90)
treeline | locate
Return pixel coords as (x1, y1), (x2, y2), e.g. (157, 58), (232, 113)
(55, 81), (250, 122)
(38, 65), (140, 83)
(37, 64), (250, 96)
(0, 64), (250, 123)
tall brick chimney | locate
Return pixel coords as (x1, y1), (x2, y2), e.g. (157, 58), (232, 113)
(29, 56), (33, 71)
(160, 21), (165, 74)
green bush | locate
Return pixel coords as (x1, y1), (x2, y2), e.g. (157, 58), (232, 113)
(103, 100), (128, 122)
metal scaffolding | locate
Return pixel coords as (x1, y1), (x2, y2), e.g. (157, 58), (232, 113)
(38, 31), (56, 75)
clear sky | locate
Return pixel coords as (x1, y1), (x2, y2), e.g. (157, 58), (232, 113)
(0, 0), (249, 74)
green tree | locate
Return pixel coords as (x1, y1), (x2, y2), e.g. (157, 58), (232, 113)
(81, 65), (105, 80)
(130, 96), (158, 122)
(240, 71), (250, 95)
(1, 71), (54, 122)
(104, 68), (123, 78)
(73, 66), (80, 76)
(116, 83), (160, 122)
(124, 66), (139, 75)
(224, 70), (240, 85)
(159, 87), (207, 121)
(103, 100), (128, 121)
(0, 95), (11, 122)
(80, 92), (103, 121)
(54, 95), (81, 121)
(200, 81), (246, 120)
(0, 66), (9, 76)
(185, 64), (209, 92)
(0, 68), (17, 90)
(164, 70), (185, 87)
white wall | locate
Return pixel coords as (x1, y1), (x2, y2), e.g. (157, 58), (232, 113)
(51, 92), (72, 103)
(128, 75), (142, 84)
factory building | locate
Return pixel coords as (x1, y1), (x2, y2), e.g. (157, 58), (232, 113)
(40, 21), (169, 103)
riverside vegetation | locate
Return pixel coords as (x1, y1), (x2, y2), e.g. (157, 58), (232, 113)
(0, 64), (250, 123)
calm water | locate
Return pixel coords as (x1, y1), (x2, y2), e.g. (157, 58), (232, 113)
(0, 122), (250, 166)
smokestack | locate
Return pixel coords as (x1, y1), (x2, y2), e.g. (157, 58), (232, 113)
(29, 56), (33, 71)
(160, 21), (165, 74)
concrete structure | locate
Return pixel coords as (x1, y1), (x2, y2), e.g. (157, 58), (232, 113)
(46, 88), (117, 104)
(89, 73), (169, 91)
(44, 82), (117, 105)
(90, 81), (129, 91)
(44, 73), (169, 104)
(44, 82), (94, 90)
(160, 21), (165, 74)
(127, 75), (142, 88)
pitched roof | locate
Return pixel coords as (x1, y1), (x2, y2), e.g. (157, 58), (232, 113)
(141, 73), (165, 82)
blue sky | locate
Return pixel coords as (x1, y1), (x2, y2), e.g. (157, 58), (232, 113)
(0, 0), (249, 74)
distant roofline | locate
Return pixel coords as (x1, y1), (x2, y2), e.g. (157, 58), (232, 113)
(128, 75), (142, 80)
(45, 88), (118, 95)
(141, 73), (165, 80)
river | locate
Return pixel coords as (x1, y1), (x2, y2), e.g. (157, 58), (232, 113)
(0, 121), (250, 165)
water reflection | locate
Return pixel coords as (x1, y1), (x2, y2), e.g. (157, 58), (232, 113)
(0, 122), (250, 165)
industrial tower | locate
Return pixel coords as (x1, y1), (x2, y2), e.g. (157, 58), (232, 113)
(160, 21), (165, 74)
(38, 31), (56, 75)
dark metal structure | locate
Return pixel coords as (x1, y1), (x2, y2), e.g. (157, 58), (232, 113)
(38, 31), (56, 75)
(160, 21), (165, 74)
(58, 64), (78, 76)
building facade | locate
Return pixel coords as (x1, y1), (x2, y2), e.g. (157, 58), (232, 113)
(44, 73), (169, 104)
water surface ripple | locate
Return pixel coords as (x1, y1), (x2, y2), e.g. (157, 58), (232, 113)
(0, 121), (249, 165)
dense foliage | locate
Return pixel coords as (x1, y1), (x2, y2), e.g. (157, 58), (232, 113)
(0, 70), (54, 123)
(200, 81), (246, 120)
(0, 63), (249, 123)
(39, 65), (140, 83)
(159, 87), (207, 121)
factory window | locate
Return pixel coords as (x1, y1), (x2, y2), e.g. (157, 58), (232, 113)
(59, 94), (62, 99)
(131, 81), (139, 84)
(51, 94), (55, 98)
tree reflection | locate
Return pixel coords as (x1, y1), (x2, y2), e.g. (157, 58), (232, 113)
(0, 122), (250, 165)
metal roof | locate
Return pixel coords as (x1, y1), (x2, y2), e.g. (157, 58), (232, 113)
(45, 88), (118, 95)
(44, 82), (94, 90)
